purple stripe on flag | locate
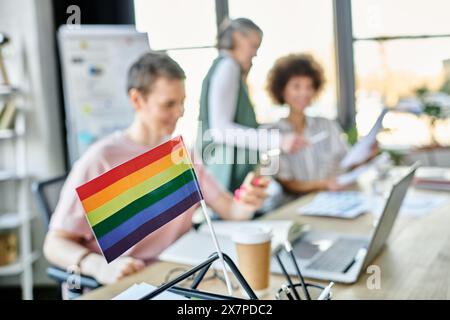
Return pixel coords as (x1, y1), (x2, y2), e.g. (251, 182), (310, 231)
(98, 180), (199, 251)
(103, 192), (202, 263)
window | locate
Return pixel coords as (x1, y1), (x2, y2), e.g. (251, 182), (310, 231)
(229, 0), (337, 123)
(352, 0), (450, 146)
(352, 0), (450, 39)
(166, 48), (218, 145)
(134, 0), (217, 50)
(134, 0), (218, 147)
(135, 0), (339, 145)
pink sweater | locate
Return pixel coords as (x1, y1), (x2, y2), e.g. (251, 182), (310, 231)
(49, 131), (224, 263)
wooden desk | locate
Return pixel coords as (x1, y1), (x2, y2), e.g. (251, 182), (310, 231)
(81, 168), (450, 300)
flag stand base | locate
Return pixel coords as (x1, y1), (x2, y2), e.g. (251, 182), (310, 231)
(140, 252), (258, 300)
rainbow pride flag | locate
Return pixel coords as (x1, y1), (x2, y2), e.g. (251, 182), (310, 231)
(76, 136), (204, 263)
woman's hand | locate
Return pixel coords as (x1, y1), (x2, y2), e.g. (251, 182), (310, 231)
(349, 142), (380, 170)
(81, 253), (145, 285)
(281, 133), (308, 154)
(367, 142), (380, 162)
(324, 178), (348, 192)
(232, 172), (270, 219)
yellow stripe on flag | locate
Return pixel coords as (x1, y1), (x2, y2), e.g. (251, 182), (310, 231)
(82, 146), (186, 212)
(86, 162), (192, 227)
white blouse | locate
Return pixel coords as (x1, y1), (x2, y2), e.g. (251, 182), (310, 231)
(269, 116), (349, 181)
(207, 53), (281, 152)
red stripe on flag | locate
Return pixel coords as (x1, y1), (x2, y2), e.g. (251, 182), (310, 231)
(76, 136), (184, 201)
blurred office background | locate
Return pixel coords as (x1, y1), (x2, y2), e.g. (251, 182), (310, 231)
(0, 0), (449, 299)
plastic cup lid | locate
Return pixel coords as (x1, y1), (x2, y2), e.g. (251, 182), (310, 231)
(232, 226), (272, 245)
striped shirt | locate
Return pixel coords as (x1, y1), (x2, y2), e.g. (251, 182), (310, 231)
(269, 116), (349, 182)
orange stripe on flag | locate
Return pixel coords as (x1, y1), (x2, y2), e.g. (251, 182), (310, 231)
(81, 145), (186, 213)
(76, 136), (184, 201)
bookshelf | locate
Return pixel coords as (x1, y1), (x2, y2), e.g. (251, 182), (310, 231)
(0, 86), (38, 300)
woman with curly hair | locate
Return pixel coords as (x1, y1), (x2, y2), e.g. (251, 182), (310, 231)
(266, 53), (351, 195)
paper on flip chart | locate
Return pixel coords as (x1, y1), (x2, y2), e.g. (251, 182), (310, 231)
(340, 109), (388, 170)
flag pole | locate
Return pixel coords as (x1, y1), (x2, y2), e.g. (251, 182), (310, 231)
(181, 136), (233, 295)
(199, 200), (234, 296)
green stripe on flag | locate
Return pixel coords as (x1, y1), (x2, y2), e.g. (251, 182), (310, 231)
(86, 163), (192, 226)
(92, 169), (196, 238)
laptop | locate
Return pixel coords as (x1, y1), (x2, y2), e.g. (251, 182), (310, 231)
(273, 163), (420, 283)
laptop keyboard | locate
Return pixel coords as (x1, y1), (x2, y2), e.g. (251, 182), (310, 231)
(306, 238), (367, 273)
(298, 192), (368, 219)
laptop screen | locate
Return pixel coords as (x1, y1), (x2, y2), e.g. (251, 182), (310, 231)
(362, 164), (419, 269)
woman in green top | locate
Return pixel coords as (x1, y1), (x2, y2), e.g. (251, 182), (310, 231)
(198, 18), (306, 193)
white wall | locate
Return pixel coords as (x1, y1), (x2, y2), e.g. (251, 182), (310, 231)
(0, 0), (65, 286)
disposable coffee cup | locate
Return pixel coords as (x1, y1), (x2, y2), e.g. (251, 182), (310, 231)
(232, 226), (272, 296)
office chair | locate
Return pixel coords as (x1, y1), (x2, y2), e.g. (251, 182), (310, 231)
(32, 174), (101, 299)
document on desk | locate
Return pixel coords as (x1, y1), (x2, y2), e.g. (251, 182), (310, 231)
(297, 191), (369, 219)
(400, 192), (449, 218)
(159, 220), (304, 267)
(113, 282), (189, 300)
(340, 109), (388, 170)
(370, 191), (450, 219)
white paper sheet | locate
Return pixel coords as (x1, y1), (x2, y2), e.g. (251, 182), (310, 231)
(340, 109), (388, 170)
(159, 220), (304, 268)
(337, 153), (390, 185)
(298, 190), (449, 220)
(113, 282), (189, 300)
(337, 163), (372, 186)
(369, 191), (449, 219)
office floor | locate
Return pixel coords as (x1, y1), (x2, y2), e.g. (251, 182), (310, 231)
(0, 286), (60, 300)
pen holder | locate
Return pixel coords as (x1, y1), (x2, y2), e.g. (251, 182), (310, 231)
(275, 283), (332, 300)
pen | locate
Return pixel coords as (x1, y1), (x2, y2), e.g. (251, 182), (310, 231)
(284, 241), (311, 300)
(281, 284), (294, 301)
(318, 282), (334, 300)
(275, 251), (301, 300)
